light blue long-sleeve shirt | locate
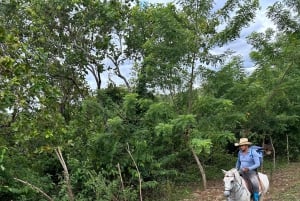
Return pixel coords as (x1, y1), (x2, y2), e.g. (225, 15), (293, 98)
(235, 148), (260, 171)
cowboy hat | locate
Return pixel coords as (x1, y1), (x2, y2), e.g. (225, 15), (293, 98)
(234, 138), (252, 146)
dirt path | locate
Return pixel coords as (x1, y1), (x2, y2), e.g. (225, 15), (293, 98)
(182, 162), (300, 201)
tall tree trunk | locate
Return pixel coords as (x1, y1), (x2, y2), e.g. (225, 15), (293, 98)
(286, 134), (290, 164)
(55, 148), (74, 201)
(270, 137), (276, 170)
(191, 147), (207, 190)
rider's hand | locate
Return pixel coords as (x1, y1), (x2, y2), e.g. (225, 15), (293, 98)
(242, 168), (249, 172)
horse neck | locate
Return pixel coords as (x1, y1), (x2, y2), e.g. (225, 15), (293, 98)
(230, 171), (251, 200)
(233, 170), (242, 184)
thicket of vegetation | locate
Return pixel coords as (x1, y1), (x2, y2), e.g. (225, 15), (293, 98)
(0, 0), (299, 200)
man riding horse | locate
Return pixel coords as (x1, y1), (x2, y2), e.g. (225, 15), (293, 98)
(235, 138), (261, 201)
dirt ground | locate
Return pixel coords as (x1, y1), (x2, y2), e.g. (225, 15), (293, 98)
(182, 162), (300, 201)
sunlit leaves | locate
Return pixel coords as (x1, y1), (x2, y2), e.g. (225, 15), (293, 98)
(155, 123), (173, 137)
(190, 138), (212, 155)
(171, 114), (196, 132)
(0, 147), (7, 171)
(107, 117), (124, 133)
(122, 93), (138, 117)
(144, 102), (174, 124)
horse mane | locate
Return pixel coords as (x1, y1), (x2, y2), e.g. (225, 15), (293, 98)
(229, 168), (242, 183)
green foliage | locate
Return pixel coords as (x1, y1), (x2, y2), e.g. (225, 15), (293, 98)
(123, 93), (139, 117)
(144, 102), (175, 125)
(1, 0), (300, 200)
(155, 123), (174, 138)
(0, 147), (7, 171)
(190, 139), (212, 155)
(171, 114), (196, 132)
(71, 169), (138, 201)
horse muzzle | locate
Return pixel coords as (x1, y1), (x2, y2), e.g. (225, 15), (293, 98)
(224, 190), (230, 197)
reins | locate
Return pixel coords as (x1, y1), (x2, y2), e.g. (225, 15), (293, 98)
(224, 172), (244, 194)
(232, 176), (243, 193)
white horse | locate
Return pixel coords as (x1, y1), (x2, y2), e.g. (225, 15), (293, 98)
(222, 168), (269, 201)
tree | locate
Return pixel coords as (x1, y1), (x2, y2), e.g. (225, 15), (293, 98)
(0, 0), (134, 92)
(126, 0), (260, 190)
(244, 0), (300, 162)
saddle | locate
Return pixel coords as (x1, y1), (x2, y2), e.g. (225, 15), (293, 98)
(242, 173), (263, 195)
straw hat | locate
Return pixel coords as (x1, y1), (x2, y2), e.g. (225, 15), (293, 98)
(234, 138), (252, 146)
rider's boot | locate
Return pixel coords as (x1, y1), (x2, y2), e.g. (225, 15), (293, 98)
(253, 192), (260, 201)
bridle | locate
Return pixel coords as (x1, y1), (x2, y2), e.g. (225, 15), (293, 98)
(224, 173), (243, 195)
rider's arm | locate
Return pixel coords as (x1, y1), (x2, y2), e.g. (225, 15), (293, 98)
(248, 152), (260, 171)
(235, 153), (241, 170)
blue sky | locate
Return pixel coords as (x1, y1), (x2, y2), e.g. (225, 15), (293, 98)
(87, 0), (280, 89)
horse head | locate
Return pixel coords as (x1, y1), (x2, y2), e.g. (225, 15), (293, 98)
(222, 168), (242, 198)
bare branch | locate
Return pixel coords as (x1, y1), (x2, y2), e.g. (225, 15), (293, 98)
(117, 163), (127, 201)
(126, 143), (143, 201)
(14, 178), (54, 201)
(55, 147), (74, 201)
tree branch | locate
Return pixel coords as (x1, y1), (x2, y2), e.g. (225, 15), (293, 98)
(14, 178), (54, 201)
(126, 143), (143, 201)
(55, 147), (74, 201)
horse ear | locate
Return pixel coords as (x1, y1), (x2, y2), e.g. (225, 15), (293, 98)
(221, 169), (227, 174)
